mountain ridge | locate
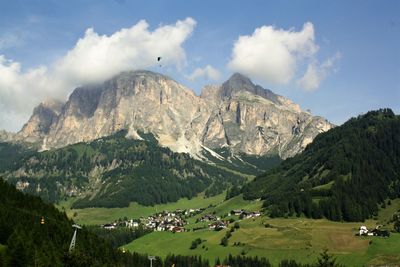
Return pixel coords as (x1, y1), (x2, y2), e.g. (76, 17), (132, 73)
(4, 70), (333, 159)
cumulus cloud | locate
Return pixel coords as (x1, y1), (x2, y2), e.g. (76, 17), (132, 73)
(228, 22), (339, 90)
(187, 65), (221, 81)
(0, 17), (196, 131)
(228, 22), (318, 85)
(55, 17), (196, 85)
(297, 52), (341, 91)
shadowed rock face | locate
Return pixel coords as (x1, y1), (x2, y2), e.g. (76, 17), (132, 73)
(220, 73), (280, 104)
(14, 70), (333, 159)
(17, 99), (63, 143)
(63, 87), (103, 118)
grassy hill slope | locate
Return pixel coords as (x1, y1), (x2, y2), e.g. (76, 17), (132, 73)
(124, 195), (400, 266)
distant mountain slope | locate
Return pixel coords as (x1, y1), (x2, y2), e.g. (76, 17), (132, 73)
(11, 70), (332, 159)
(0, 142), (34, 172)
(243, 109), (400, 222)
(1, 131), (246, 208)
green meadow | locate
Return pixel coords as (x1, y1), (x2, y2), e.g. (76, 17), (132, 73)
(125, 217), (400, 266)
(62, 195), (400, 266)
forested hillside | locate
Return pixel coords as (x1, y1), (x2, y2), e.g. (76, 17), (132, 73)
(244, 109), (400, 222)
(0, 178), (161, 266)
(0, 142), (34, 172)
(1, 131), (245, 208)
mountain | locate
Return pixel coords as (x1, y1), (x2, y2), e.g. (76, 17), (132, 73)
(0, 70), (332, 209)
(243, 109), (400, 222)
(13, 70), (333, 159)
(1, 131), (246, 208)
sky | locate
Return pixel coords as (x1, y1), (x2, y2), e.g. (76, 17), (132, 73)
(0, 0), (399, 132)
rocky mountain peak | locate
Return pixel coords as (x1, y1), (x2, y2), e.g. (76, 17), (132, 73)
(18, 98), (63, 142)
(40, 98), (64, 112)
(220, 73), (280, 104)
(224, 73), (254, 91)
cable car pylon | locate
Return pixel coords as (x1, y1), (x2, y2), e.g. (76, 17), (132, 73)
(69, 224), (82, 252)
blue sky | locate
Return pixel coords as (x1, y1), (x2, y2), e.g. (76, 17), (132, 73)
(0, 0), (399, 131)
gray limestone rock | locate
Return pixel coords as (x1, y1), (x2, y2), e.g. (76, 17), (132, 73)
(13, 70), (334, 159)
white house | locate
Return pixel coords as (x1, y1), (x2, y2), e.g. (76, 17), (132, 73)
(359, 226), (368, 235)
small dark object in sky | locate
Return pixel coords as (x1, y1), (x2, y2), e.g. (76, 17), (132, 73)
(157, 57), (161, 61)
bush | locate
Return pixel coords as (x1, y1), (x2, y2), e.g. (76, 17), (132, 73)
(190, 238), (202, 250)
(220, 237), (228, 247)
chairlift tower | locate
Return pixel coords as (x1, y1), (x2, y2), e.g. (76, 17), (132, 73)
(69, 224), (82, 252)
(148, 255), (156, 267)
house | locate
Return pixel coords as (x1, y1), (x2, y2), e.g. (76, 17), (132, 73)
(370, 226), (390, 237)
(172, 227), (184, 233)
(241, 211), (253, 218)
(208, 221), (226, 231)
(252, 211), (261, 217)
(359, 226), (369, 236)
(125, 219), (139, 228)
(103, 223), (116, 230)
(358, 226), (390, 237)
(198, 214), (217, 222)
(231, 210), (243, 216)
(156, 224), (166, 231)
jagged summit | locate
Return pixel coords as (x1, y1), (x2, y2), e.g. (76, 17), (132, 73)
(18, 98), (63, 143)
(9, 70), (333, 159)
(221, 73), (280, 104)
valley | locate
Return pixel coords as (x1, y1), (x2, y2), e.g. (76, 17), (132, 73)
(61, 194), (400, 266)
(0, 2), (398, 266)
(0, 70), (399, 266)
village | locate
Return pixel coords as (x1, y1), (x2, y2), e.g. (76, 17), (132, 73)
(100, 208), (261, 233)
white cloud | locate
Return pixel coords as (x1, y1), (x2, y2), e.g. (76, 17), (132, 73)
(55, 17), (196, 85)
(228, 22), (339, 90)
(297, 52), (341, 91)
(187, 65), (221, 81)
(0, 18), (196, 132)
(228, 22), (318, 85)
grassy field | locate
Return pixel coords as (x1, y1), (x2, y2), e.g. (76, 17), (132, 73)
(125, 217), (400, 266)
(60, 193), (226, 225)
(61, 193), (400, 265)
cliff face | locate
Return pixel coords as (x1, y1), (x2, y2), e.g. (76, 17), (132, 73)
(200, 73), (331, 158)
(0, 130), (16, 142)
(17, 99), (63, 144)
(15, 70), (333, 159)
